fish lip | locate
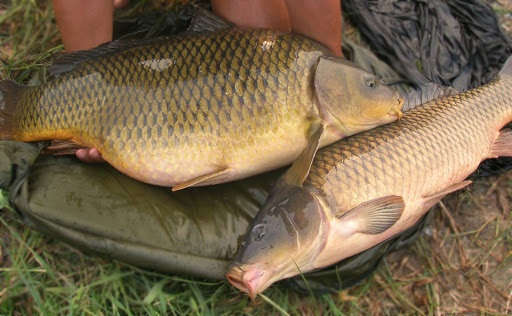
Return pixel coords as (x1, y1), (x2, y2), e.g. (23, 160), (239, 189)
(226, 264), (269, 300)
(395, 93), (405, 112)
(395, 92), (405, 109)
(226, 258), (315, 299)
(390, 93), (405, 120)
(226, 265), (249, 293)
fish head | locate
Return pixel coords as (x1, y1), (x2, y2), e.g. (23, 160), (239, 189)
(314, 57), (404, 136)
(226, 185), (328, 299)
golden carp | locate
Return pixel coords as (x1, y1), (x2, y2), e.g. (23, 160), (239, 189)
(0, 26), (402, 190)
(226, 57), (512, 299)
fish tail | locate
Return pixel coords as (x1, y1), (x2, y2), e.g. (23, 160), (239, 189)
(0, 80), (23, 139)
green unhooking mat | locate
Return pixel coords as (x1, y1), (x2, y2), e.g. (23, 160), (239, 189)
(1, 139), (429, 293)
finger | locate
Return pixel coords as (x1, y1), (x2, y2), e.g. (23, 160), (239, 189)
(87, 148), (104, 162)
(113, 0), (129, 9)
(76, 148), (104, 163)
(76, 148), (91, 162)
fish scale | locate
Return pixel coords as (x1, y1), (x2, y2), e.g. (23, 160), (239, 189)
(306, 77), (512, 215)
(9, 29), (327, 186)
(2, 24), (403, 189)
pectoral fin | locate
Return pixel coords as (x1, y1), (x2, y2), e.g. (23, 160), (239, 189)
(282, 123), (324, 187)
(172, 168), (230, 191)
(489, 129), (512, 158)
(336, 195), (404, 235)
(422, 180), (472, 203)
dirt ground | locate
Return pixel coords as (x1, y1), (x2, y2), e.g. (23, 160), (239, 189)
(354, 173), (512, 314)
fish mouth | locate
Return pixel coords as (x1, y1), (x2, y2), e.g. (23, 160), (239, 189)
(226, 265), (270, 300)
(395, 93), (405, 111)
(391, 93), (405, 119)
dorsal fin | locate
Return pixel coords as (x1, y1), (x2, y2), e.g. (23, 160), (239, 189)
(187, 8), (233, 33)
(499, 55), (512, 77)
(49, 37), (168, 76)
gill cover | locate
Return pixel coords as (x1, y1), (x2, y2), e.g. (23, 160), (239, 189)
(314, 56), (402, 130)
(233, 185), (324, 268)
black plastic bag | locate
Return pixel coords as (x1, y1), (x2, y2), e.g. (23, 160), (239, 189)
(342, 0), (512, 176)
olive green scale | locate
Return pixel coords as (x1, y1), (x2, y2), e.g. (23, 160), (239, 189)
(14, 29), (331, 186)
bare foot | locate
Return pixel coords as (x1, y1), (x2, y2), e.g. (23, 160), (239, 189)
(284, 0), (342, 56)
(212, 0), (342, 56)
(53, 0), (114, 52)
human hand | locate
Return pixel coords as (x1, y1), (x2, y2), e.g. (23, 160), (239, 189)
(113, 0), (129, 9)
(76, 148), (104, 163)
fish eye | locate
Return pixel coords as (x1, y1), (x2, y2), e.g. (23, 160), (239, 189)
(365, 78), (377, 88)
(252, 224), (266, 241)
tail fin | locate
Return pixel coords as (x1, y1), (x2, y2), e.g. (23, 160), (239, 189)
(499, 56), (512, 78)
(0, 80), (22, 139)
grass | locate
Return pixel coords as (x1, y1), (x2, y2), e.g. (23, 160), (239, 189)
(1, 0), (511, 314)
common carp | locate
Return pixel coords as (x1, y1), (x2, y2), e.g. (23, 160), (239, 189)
(226, 57), (512, 299)
(0, 16), (402, 190)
